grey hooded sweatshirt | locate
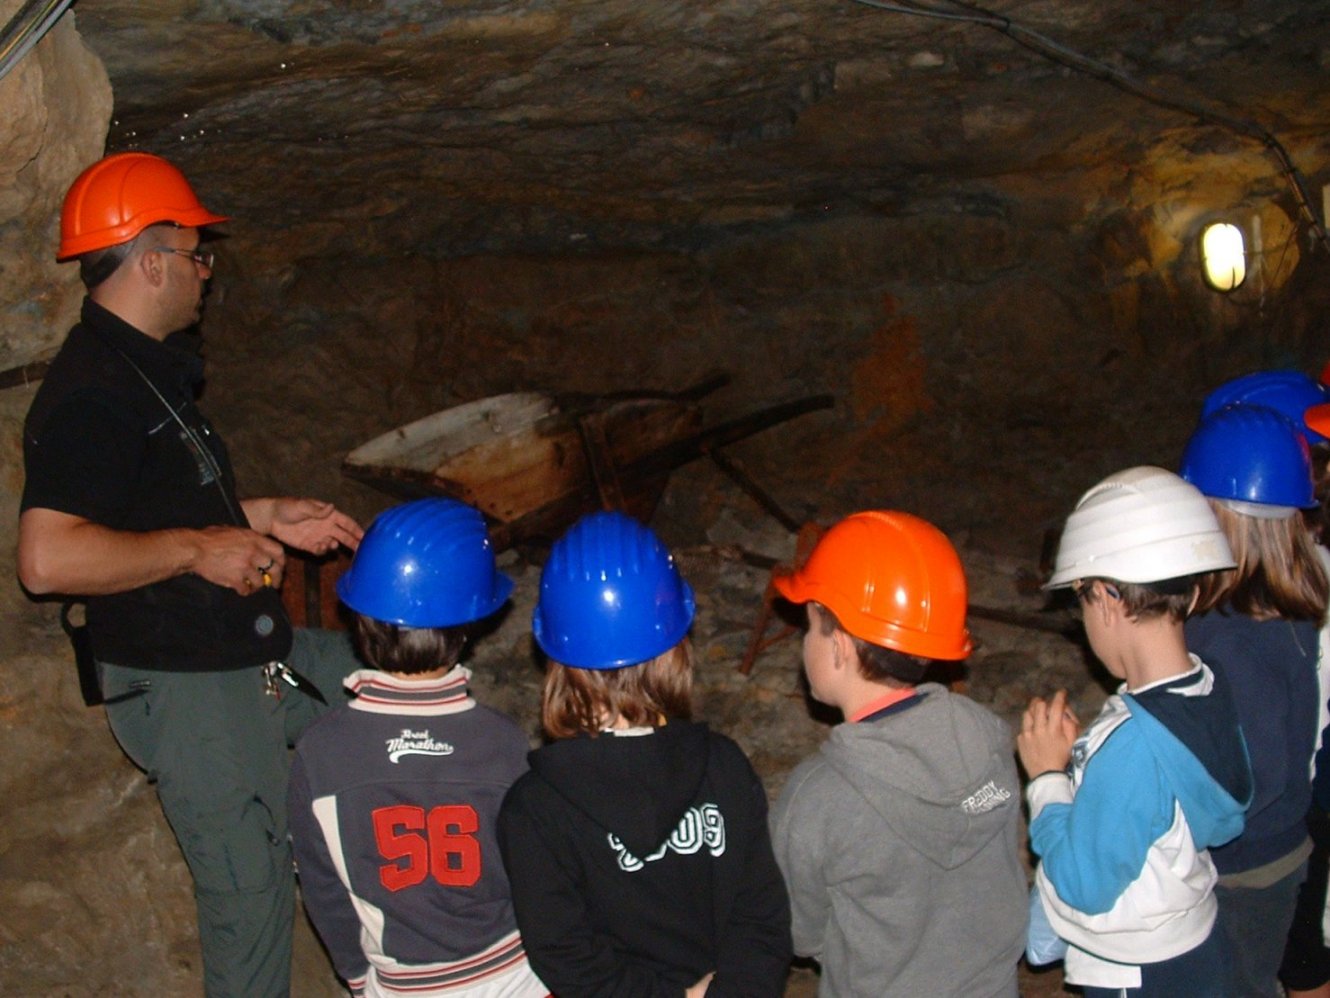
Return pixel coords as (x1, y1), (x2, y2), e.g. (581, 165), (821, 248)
(770, 684), (1027, 997)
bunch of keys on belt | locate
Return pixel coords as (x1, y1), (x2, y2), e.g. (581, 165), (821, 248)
(261, 660), (327, 704)
(263, 660), (299, 698)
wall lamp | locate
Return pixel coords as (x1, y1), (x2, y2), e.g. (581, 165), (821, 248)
(1199, 221), (1247, 292)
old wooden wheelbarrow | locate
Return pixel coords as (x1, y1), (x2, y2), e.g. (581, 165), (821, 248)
(282, 374), (832, 628)
(340, 372), (832, 550)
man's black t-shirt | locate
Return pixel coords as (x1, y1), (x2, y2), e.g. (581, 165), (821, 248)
(22, 298), (291, 670)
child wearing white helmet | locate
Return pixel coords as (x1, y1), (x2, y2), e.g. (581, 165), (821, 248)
(287, 498), (549, 998)
(768, 510), (1027, 997)
(496, 511), (792, 997)
(1020, 466), (1253, 998)
(1178, 402), (1330, 998)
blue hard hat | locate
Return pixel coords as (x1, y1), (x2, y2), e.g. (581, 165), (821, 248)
(1202, 369), (1330, 445)
(1179, 403), (1316, 513)
(533, 511), (696, 670)
(337, 498), (514, 627)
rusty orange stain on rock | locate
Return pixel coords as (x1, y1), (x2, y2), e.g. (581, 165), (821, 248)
(848, 294), (932, 429)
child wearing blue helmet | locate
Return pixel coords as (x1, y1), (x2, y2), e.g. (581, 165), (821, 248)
(1214, 376), (1330, 998)
(1180, 402), (1330, 998)
(287, 498), (549, 998)
(497, 511), (792, 997)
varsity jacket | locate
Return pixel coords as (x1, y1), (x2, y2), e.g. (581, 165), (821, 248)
(287, 667), (548, 998)
(496, 720), (792, 998)
(1029, 660), (1253, 990)
(770, 684), (1027, 997)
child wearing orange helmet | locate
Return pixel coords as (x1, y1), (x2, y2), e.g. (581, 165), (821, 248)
(768, 510), (1027, 996)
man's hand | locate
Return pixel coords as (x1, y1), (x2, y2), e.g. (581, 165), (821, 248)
(189, 525), (287, 595)
(1017, 688), (1080, 778)
(244, 497), (363, 555)
(684, 972), (714, 998)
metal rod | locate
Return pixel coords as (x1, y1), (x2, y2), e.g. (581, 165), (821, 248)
(705, 446), (803, 534)
(0, 0), (74, 84)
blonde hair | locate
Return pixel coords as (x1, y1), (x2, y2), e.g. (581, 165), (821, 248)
(541, 642), (694, 740)
(1194, 501), (1328, 624)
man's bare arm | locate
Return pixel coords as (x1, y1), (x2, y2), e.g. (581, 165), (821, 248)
(17, 507), (285, 597)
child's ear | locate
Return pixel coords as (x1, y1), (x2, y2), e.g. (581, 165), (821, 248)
(832, 628), (856, 671)
(1097, 583), (1124, 626)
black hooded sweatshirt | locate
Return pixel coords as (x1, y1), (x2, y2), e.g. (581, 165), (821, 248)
(496, 720), (792, 997)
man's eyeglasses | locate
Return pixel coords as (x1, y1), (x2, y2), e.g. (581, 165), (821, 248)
(151, 246), (215, 269)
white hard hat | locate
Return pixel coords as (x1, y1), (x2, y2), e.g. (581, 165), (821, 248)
(1046, 466), (1236, 589)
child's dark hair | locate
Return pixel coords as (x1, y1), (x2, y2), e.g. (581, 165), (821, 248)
(542, 643), (693, 739)
(812, 602), (929, 685)
(1078, 576), (1197, 623)
(351, 614), (467, 675)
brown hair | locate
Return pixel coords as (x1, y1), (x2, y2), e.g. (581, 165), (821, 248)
(1080, 577), (1196, 623)
(541, 642), (694, 740)
(813, 602), (928, 685)
(351, 615), (467, 676)
(1193, 501), (1329, 624)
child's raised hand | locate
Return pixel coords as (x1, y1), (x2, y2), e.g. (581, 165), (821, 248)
(1017, 689), (1079, 778)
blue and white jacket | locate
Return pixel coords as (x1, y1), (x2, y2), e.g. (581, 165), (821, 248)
(1028, 659), (1252, 989)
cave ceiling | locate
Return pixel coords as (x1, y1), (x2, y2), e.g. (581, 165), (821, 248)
(66, 0), (1330, 258)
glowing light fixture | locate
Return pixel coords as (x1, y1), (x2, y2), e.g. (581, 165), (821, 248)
(1200, 221), (1246, 292)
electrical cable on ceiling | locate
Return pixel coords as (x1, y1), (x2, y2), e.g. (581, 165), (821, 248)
(0, 0), (74, 84)
(850, 0), (1330, 256)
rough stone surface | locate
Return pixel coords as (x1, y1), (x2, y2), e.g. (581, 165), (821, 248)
(0, 9), (110, 370)
(2, 0), (1330, 994)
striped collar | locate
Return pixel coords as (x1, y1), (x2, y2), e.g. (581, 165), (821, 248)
(344, 666), (477, 716)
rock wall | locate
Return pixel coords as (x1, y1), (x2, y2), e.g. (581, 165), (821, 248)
(0, 10), (213, 995)
(0, 8), (110, 370)
(3, 4), (1330, 996)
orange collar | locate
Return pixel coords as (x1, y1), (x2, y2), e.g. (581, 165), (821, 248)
(848, 687), (918, 723)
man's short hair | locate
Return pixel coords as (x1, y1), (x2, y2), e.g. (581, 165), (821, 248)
(78, 241), (136, 289)
(78, 224), (175, 289)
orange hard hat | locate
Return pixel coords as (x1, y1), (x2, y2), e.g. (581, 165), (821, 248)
(1306, 402), (1330, 441)
(57, 152), (228, 260)
(773, 510), (972, 660)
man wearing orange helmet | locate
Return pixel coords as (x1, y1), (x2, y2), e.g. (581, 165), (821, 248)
(767, 511), (1027, 996)
(17, 152), (365, 997)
